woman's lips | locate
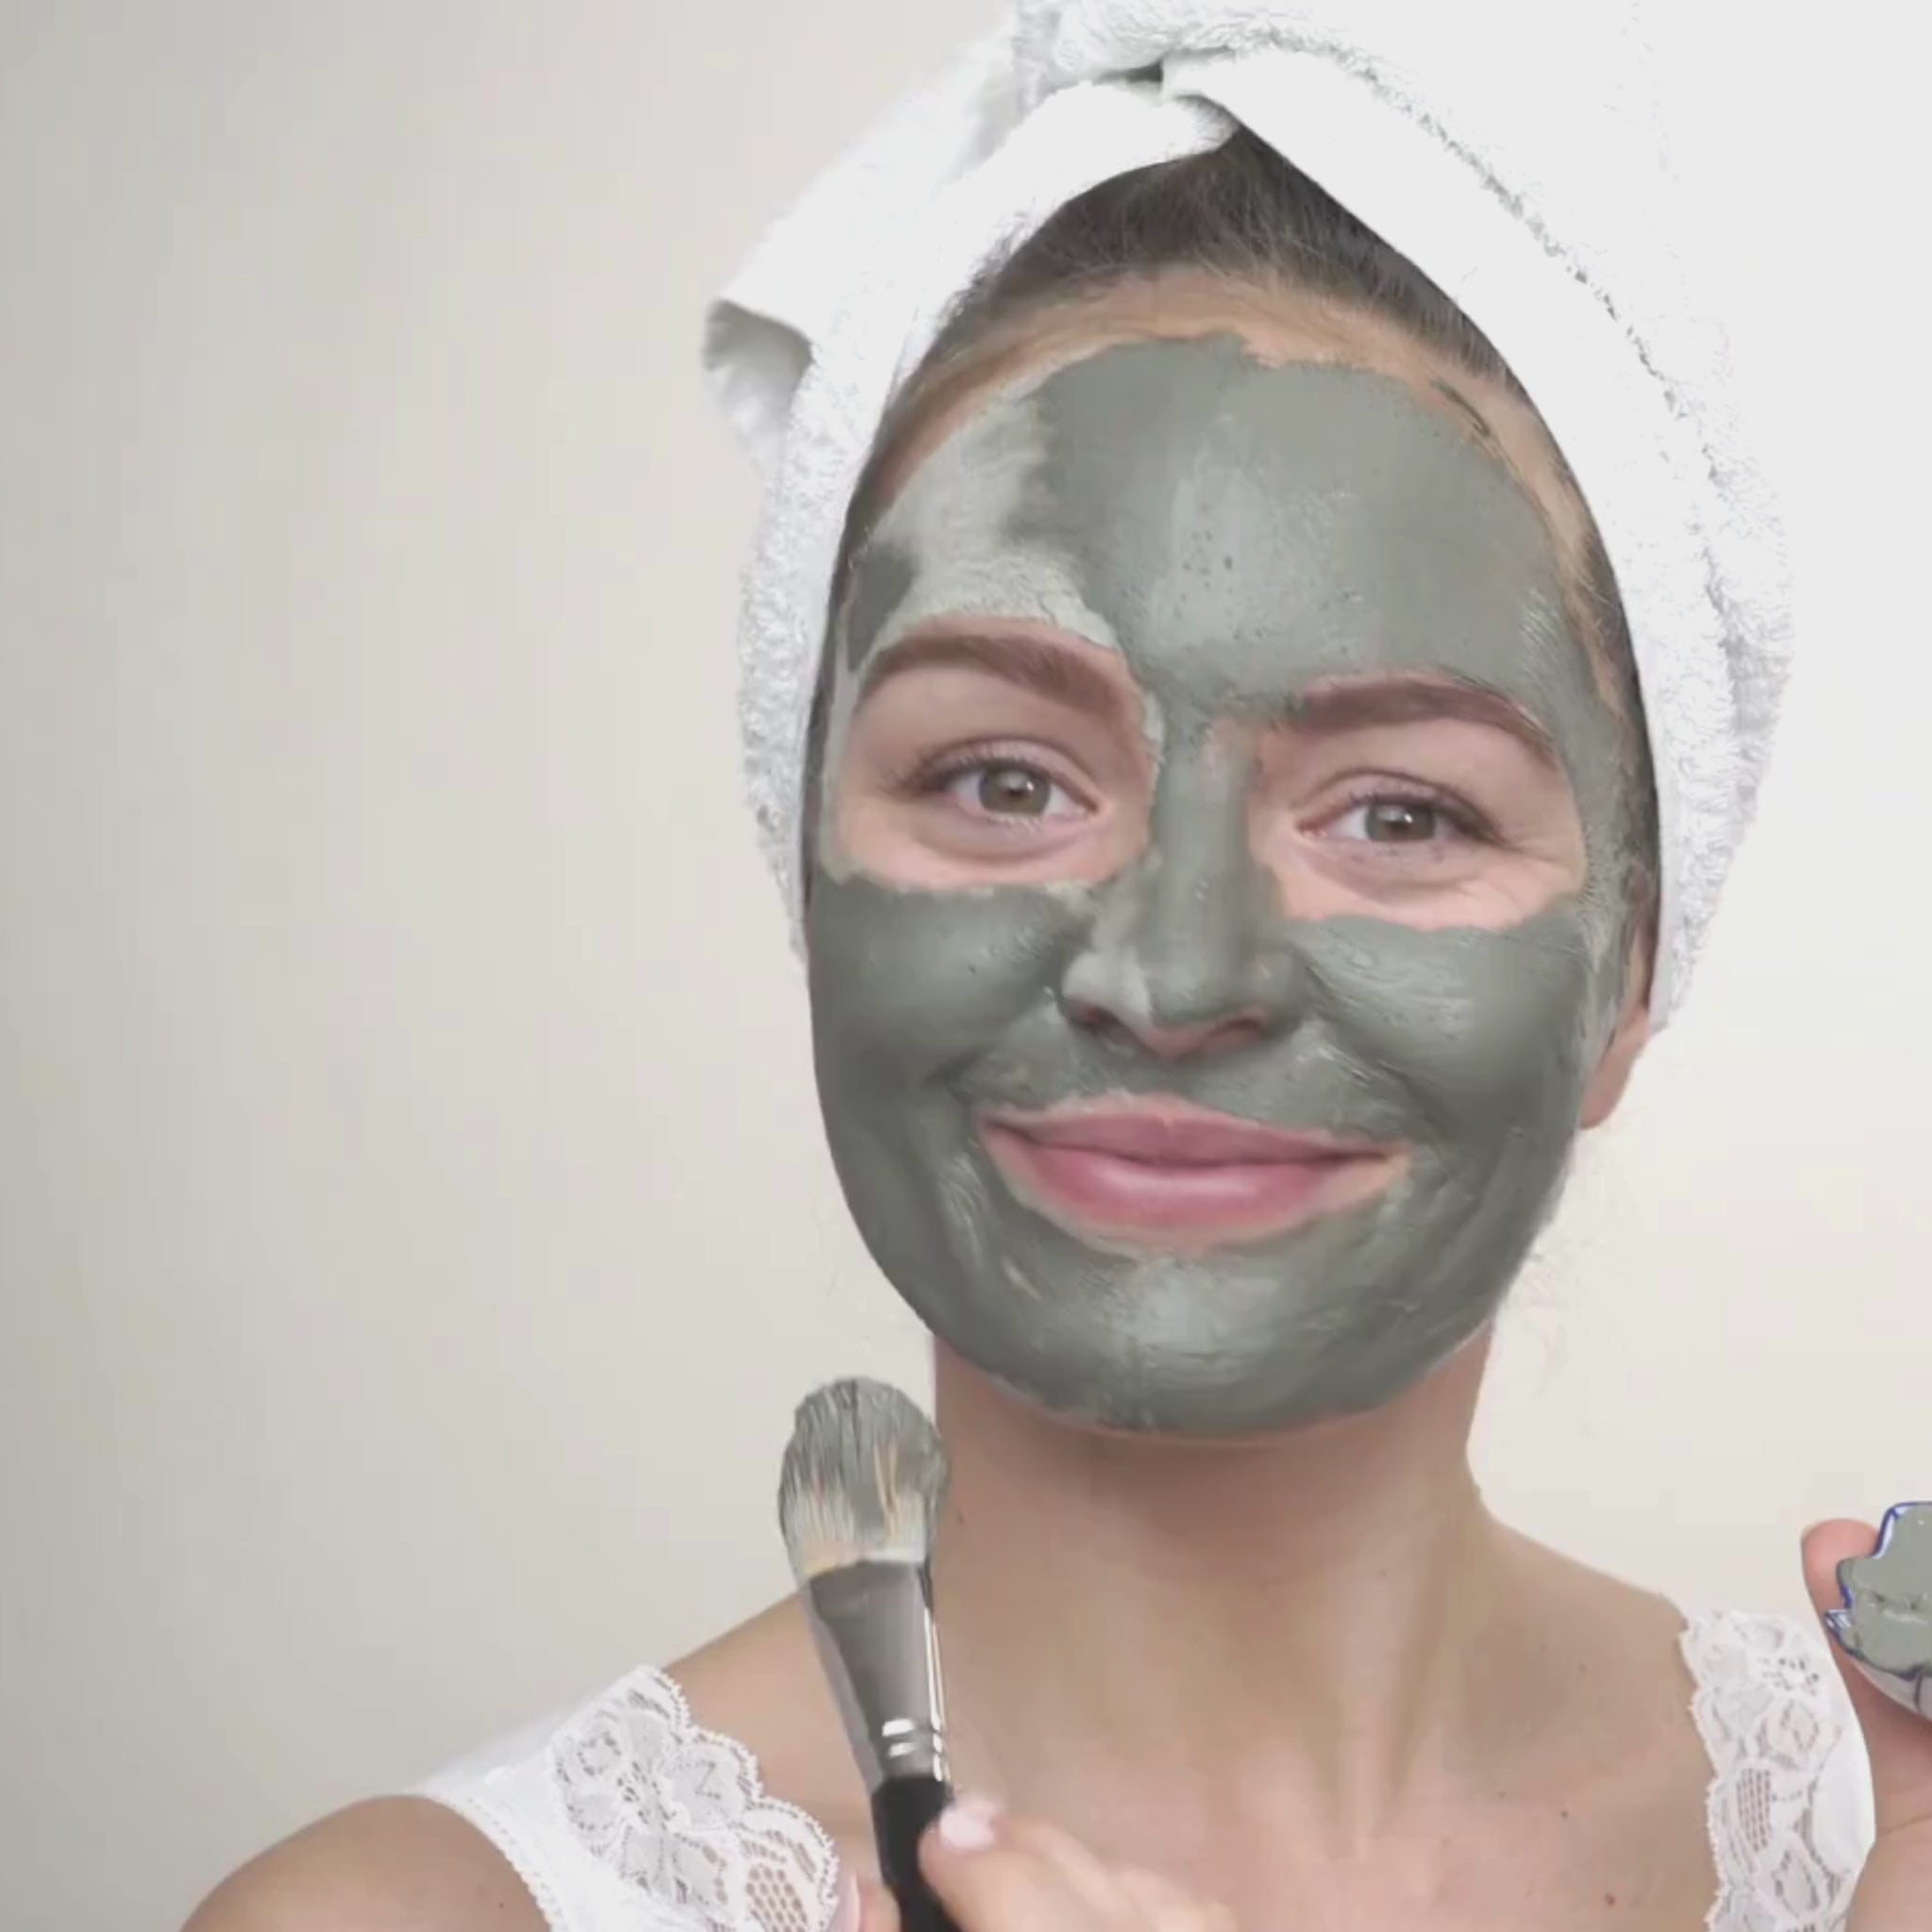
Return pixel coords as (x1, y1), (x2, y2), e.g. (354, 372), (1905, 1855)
(977, 1099), (1401, 1248)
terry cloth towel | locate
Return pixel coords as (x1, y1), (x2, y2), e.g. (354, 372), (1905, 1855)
(702, 0), (1788, 1024)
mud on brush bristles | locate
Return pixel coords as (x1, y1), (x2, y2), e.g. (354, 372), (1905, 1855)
(777, 1378), (950, 1584)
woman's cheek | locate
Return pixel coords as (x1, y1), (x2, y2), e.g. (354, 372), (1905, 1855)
(1292, 906), (1605, 1135)
(806, 872), (1094, 1081)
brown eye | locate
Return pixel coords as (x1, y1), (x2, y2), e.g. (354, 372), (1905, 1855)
(974, 763), (1055, 816)
(930, 757), (1085, 824)
(1362, 799), (1439, 842)
(1321, 795), (1471, 848)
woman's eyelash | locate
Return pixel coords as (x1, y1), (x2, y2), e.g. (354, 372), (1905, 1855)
(880, 753), (1493, 841)
(897, 743), (1083, 801)
(1320, 778), (1498, 841)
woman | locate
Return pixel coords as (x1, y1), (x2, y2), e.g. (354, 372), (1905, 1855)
(189, 5), (1932, 1928)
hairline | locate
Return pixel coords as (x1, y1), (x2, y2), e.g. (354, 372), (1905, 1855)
(841, 272), (1627, 724)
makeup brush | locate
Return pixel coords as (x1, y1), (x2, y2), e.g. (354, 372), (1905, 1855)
(778, 1378), (959, 1932)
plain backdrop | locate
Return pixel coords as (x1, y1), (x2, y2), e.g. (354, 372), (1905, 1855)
(3, 5), (1927, 1927)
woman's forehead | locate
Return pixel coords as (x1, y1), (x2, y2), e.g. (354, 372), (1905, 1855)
(858, 271), (1586, 559)
(845, 337), (1591, 725)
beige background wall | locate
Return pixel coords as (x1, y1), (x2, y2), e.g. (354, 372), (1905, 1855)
(2, 6), (1925, 1928)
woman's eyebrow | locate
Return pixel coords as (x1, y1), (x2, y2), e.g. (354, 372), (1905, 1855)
(858, 628), (1130, 719)
(1287, 675), (1560, 768)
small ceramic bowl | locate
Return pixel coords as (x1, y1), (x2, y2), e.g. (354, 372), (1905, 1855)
(1824, 1501), (1932, 1720)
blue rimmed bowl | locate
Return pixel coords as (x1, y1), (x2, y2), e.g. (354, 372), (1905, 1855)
(1824, 1501), (1932, 1720)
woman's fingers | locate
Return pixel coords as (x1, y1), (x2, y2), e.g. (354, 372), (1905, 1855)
(996, 1814), (1135, 1920)
(1802, 1521), (1932, 1837)
(841, 1866), (900, 1932)
(860, 1877), (903, 1932)
(1802, 1518), (1932, 1932)
(918, 1797), (1232, 1932)
(1116, 1865), (1239, 1932)
(921, 1801), (1101, 1932)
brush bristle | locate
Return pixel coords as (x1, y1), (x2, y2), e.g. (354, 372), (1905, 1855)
(777, 1378), (948, 1584)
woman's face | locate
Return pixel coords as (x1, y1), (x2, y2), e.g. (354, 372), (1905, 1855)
(807, 312), (1647, 1437)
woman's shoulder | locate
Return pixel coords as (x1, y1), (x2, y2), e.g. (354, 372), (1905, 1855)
(182, 1597), (861, 1932)
(186, 1596), (1879, 1932)
(183, 1794), (549, 1932)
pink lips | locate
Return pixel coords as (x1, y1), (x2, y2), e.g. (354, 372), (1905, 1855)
(978, 1098), (1400, 1249)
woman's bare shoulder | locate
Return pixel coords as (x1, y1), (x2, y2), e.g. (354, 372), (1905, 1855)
(182, 1795), (544, 1932)
(182, 1596), (862, 1932)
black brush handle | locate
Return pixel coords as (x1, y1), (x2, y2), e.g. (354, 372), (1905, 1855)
(871, 1774), (962, 1932)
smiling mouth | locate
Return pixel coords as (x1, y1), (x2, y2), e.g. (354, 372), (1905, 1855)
(976, 1097), (1403, 1250)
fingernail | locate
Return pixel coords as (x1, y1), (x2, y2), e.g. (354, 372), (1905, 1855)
(936, 1793), (1003, 1853)
(831, 1864), (861, 1932)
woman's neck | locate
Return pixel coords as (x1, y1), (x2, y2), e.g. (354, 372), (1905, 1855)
(929, 1334), (1573, 1848)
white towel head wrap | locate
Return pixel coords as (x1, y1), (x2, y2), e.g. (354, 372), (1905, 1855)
(702, 0), (1789, 1024)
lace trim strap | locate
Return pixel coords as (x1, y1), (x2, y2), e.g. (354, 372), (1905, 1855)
(420, 1664), (842, 1932)
(1682, 1607), (1867, 1932)
(423, 1611), (1871, 1932)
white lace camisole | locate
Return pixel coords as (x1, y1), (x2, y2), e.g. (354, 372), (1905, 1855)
(417, 1609), (1876, 1932)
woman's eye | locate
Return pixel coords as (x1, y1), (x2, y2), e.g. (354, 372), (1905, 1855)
(1326, 797), (1455, 844)
(941, 760), (1080, 821)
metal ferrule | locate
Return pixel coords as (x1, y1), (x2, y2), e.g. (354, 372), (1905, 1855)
(803, 1558), (949, 1790)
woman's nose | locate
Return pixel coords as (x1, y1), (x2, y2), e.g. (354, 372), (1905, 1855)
(1059, 748), (1295, 1059)
(1062, 995), (1273, 1061)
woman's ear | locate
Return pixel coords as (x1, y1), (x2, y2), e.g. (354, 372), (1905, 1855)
(1580, 936), (1653, 1129)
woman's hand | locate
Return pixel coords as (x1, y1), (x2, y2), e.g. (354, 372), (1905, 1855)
(1804, 1521), (1932, 1929)
(844, 1798), (1235, 1932)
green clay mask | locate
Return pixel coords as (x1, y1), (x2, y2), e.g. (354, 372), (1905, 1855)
(808, 337), (1633, 1436)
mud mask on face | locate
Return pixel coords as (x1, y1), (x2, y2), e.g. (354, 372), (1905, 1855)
(808, 338), (1632, 1436)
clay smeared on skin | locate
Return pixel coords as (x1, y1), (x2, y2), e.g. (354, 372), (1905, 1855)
(1827, 1504), (1932, 1718)
(808, 337), (1634, 1437)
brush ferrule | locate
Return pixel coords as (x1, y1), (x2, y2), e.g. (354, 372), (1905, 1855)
(803, 1559), (948, 1790)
